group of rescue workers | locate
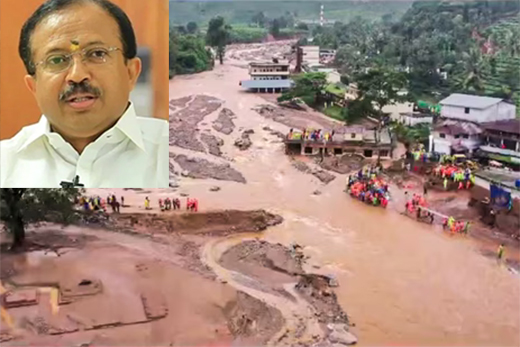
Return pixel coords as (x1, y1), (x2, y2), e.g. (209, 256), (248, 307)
(346, 166), (390, 208)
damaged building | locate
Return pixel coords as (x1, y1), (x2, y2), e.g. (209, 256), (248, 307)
(284, 126), (393, 159)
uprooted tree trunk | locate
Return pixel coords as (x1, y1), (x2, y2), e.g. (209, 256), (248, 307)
(1, 189), (26, 249)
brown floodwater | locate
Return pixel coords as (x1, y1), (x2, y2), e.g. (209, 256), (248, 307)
(169, 43), (520, 346)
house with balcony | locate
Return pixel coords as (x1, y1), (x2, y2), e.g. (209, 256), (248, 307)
(239, 61), (294, 93)
(432, 93), (517, 155)
(477, 119), (520, 166)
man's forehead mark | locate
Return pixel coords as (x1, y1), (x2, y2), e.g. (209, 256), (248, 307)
(70, 40), (80, 52)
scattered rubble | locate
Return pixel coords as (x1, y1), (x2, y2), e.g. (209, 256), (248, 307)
(210, 186), (221, 192)
(262, 126), (286, 141)
(253, 104), (345, 133)
(319, 154), (367, 175)
(223, 291), (284, 346)
(171, 154), (247, 183)
(290, 158), (336, 184)
(200, 133), (224, 157)
(3, 289), (39, 308)
(312, 170), (336, 184)
(295, 274), (349, 325)
(234, 131), (253, 151)
(212, 108), (236, 135)
(169, 95), (223, 153)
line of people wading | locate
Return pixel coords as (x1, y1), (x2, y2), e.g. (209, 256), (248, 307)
(78, 195), (199, 213)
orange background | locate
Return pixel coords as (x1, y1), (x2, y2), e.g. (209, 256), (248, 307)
(0, 0), (168, 140)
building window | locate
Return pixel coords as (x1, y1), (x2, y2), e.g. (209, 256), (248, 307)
(364, 149), (373, 158)
(334, 148), (343, 155)
(440, 133), (446, 139)
(304, 147), (313, 154)
(463, 134), (469, 139)
(350, 133), (356, 139)
(379, 150), (389, 157)
(464, 107), (470, 114)
(455, 135), (460, 139)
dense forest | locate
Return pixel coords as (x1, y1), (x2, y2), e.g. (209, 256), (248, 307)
(169, 25), (214, 78)
(307, 0), (520, 110)
(169, 0), (413, 25)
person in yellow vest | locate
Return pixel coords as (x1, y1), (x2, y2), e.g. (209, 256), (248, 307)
(144, 197), (150, 210)
(497, 244), (505, 264)
(447, 216), (455, 229)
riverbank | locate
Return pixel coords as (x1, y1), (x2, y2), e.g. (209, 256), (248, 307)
(167, 40), (520, 346)
(0, 204), (356, 346)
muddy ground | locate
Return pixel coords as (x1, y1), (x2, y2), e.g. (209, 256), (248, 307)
(171, 154), (246, 183)
(169, 95), (250, 184)
(0, 207), (353, 347)
(290, 157), (336, 184)
(212, 108), (236, 135)
(227, 41), (294, 62)
(169, 95), (223, 153)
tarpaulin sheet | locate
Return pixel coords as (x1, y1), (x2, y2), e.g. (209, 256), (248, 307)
(490, 184), (511, 207)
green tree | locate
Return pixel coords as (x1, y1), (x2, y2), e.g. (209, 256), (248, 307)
(206, 16), (232, 65)
(296, 22), (309, 31)
(252, 11), (266, 28)
(278, 72), (327, 106)
(354, 68), (409, 164)
(457, 44), (490, 93)
(169, 28), (178, 79)
(0, 189), (81, 249)
(186, 21), (198, 34)
(270, 18), (281, 37)
(170, 29), (213, 76)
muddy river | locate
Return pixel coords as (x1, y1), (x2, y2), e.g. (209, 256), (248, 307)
(169, 43), (520, 346)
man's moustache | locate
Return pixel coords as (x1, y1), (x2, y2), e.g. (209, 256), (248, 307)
(59, 83), (101, 101)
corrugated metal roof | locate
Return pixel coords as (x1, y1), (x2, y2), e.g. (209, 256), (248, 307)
(480, 119), (520, 135)
(440, 93), (503, 109)
(240, 80), (294, 89)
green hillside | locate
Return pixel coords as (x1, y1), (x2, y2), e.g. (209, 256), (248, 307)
(169, 0), (413, 26)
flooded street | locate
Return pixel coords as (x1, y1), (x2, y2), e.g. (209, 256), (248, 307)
(169, 43), (520, 346)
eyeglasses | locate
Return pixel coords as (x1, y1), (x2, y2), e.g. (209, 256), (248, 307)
(33, 46), (122, 74)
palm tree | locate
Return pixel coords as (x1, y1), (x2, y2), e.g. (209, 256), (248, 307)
(458, 44), (490, 92)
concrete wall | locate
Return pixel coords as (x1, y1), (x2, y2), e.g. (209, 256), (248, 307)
(250, 66), (289, 74)
(252, 76), (283, 80)
(301, 46), (320, 65)
(301, 144), (391, 158)
(399, 115), (433, 127)
(383, 102), (414, 121)
(342, 133), (364, 142)
(0, 0), (169, 140)
(433, 131), (480, 154)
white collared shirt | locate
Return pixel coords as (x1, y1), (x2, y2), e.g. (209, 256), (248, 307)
(1, 103), (168, 188)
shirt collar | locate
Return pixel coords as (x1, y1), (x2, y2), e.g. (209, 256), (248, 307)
(16, 102), (145, 153)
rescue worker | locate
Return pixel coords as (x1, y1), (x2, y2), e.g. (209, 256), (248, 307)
(144, 197), (150, 210)
(497, 244), (505, 263)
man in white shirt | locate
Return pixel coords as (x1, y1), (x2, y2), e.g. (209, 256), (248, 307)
(0, 0), (168, 188)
